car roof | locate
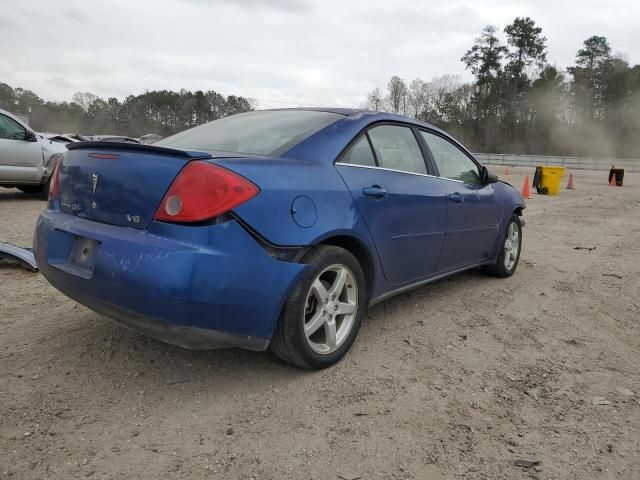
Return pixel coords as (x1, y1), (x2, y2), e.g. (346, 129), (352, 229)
(268, 107), (472, 163)
(259, 107), (444, 133)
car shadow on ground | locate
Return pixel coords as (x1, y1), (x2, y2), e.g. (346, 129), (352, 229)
(44, 267), (493, 391)
(0, 190), (46, 202)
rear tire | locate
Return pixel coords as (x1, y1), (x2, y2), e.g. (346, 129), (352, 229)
(270, 245), (366, 369)
(482, 215), (522, 278)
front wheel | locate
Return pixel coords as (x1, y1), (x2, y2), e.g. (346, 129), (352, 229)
(482, 215), (522, 277)
(270, 245), (366, 369)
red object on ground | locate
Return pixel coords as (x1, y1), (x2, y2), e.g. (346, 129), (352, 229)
(566, 173), (575, 190)
(522, 175), (531, 199)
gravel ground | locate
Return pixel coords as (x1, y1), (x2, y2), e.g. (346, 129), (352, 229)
(1, 167), (639, 479)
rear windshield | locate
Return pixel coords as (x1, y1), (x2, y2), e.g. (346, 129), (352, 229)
(157, 110), (343, 156)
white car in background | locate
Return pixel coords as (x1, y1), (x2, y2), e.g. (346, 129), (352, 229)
(0, 108), (65, 197)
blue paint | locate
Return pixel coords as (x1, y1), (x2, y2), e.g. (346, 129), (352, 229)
(34, 110), (525, 351)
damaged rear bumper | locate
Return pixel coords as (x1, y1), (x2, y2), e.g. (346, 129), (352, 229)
(33, 210), (307, 350)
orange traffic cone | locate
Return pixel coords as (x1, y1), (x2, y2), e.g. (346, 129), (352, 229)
(566, 173), (575, 190)
(521, 175), (531, 199)
(609, 174), (617, 187)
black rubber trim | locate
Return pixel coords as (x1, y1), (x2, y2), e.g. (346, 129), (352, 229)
(66, 141), (211, 159)
(230, 213), (308, 262)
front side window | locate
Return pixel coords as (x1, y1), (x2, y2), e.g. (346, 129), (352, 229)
(340, 135), (376, 167)
(0, 114), (26, 140)
(157, 110), (342, 156)
(421, 131), (481, 184)
(367, 125), (427, 175)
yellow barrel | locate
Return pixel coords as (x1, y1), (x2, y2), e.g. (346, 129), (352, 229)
(538, 166), (565, 196)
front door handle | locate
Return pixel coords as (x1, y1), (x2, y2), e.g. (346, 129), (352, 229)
(363, 186), (387, 198)
(448, 192), (464, 203)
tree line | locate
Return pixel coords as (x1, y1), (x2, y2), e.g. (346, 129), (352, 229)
(365, 19), (640, 158)
(0, 85), (254, 137)
(2, 19), (638, 157)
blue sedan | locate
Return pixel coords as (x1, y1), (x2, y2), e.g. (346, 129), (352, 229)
(34, 109), (525, 369)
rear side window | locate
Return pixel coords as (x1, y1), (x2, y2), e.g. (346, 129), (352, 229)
(157, 110), (342, 156)
(367, 125), (427, 175)
(340, 135), (376, 167)
(421, 131), (481, 184)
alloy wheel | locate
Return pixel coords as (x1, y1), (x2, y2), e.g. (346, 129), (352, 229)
(503, 221), (520, 271)
(303, 264), (358, 354)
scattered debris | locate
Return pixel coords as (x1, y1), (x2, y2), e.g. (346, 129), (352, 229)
(602, 273), (623, 279)
(0, 242), (38, 272)
(573, 246), (596, 251)
(165, 378), (193, 386)
(524, 260), (537, 267)
(616, 387), (635, 397)
(514, 458), (540, 468)
(592, 396), (611, 406)
(458, 334), (468, 341)
(354, 412), (369, 417)
(337, 471), (362, 480)
(524, 389), (539, 401)
(225, 427), (234, 436)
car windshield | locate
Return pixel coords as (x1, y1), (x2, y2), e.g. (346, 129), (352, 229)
(157, 110), (343, 156)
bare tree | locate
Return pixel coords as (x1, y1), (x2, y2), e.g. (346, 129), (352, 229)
(387, 76), (407, 114)
(71, 92), (99, 112)
(366, 87), (383, 111)
(407, 78), (428, 119)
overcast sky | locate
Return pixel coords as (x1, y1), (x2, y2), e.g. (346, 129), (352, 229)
(1, 0), (638, 109)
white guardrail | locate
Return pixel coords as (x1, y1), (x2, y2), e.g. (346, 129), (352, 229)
(474, 153), (640, 173)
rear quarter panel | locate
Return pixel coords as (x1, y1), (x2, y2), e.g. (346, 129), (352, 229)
(215, 158), (375, 249)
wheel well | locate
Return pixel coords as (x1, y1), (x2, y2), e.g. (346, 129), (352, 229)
(514, 207), (524, 216)
(318, 235), (374, 297)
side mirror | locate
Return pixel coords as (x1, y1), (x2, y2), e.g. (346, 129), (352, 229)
(480, 165), (498, 184)
(23, 130), (38, 142)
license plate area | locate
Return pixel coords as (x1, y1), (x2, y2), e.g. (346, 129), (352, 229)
(49, 231), (101, 279)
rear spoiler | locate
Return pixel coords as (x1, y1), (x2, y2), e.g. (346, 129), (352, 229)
(66, 141), (211, 159)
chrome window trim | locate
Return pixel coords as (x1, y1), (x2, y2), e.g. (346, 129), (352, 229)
(335, 162), (484, 186)
(335, 162), (438, 179)
(436, 176), (469, 185)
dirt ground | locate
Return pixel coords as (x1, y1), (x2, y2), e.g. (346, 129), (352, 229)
(1, 167), (639, 480)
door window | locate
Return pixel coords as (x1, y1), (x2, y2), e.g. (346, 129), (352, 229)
(0, 114), (26, 140)
(340, 135), (376, 167)
(421, 131), (481, 184)
(367, 125), (427, 175)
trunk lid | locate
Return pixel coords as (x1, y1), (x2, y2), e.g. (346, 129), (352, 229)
(58, 142), (211, 229)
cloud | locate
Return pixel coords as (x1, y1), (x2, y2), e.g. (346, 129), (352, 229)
(180, 0), (313, 13)
(0, 0), (638, 109)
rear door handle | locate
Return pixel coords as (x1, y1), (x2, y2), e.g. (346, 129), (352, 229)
(448, 192), (463, 203)
(363, 186), (387, 198)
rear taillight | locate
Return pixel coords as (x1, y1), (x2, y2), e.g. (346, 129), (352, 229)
(154, 161), (259, 223)
(48, 159), (62, 200)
